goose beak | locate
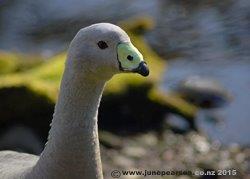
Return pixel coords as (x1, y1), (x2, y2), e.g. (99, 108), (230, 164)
(117, 42), (149, 77)
(132, 61), (149, 77)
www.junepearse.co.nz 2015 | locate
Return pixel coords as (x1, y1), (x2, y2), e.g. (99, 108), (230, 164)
(111, 169), (237, 178)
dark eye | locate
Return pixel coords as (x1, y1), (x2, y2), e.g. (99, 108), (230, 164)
(127, 55), (134, 61)
(97, 41), (108, 49)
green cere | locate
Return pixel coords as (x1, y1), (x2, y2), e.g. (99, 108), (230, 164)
(117, 43), (144, 71)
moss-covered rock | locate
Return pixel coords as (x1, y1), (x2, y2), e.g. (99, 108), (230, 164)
(0, 51), (43, 74)
(0, 17), (197, 140)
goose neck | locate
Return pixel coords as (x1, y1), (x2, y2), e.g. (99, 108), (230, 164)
(29, 66), (105, 179)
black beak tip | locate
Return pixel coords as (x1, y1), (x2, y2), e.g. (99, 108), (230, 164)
(137, 61), (149, 77)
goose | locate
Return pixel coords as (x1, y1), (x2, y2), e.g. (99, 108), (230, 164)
(0, 23), (149, 179)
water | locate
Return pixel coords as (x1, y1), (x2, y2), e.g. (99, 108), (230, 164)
(162, 58), (250, 146)
(0, 0), (157, 53)
(151, 0), (250, 146)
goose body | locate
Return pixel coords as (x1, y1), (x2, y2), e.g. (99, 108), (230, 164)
(0, 23), (149, 179)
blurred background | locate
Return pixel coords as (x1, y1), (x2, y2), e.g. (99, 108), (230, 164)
(0, 0), (249, 178)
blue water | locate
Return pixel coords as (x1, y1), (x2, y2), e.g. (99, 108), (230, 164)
(163, 59), (250, 146)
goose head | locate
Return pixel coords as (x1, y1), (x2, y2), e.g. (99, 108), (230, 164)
(67, 23), (149, 80)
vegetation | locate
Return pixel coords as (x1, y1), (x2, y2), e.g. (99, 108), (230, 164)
(0, 17), (197, 136)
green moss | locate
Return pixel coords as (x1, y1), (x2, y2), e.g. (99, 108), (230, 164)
(0, 17), (197, 133)
(0, 51), (44, 74)
(26, 53), (65, 82)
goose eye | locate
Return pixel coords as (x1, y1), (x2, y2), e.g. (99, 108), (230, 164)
(97, 41), (108, 49)
(127, 55), (134, 61)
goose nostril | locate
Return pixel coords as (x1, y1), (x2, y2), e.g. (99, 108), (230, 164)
(127, 55), (133, 61)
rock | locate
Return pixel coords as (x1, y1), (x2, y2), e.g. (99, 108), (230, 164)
(99, 131), (123, 149)
(122, 146), (147, 158)
(139, 133), (158, 147)
(162, 149), (174, 161)
(100, 130), (249, 178)
(112, 155), (135, 168)
(190, 133), (210, 154)
(176, 76), (232, 108)
(165, 114), (191, 132)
